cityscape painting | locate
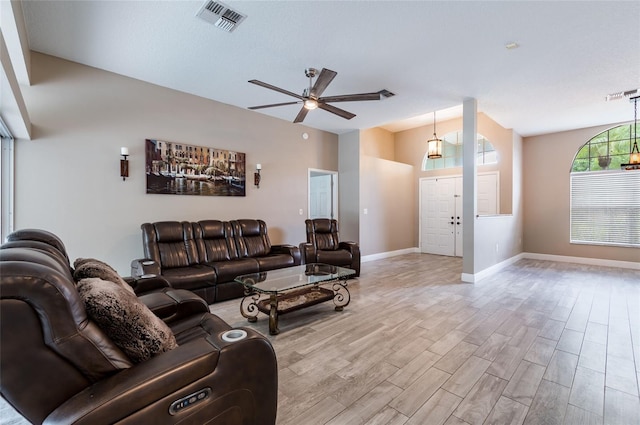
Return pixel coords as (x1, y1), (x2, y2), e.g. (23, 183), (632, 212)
(145, 139), (246, 196)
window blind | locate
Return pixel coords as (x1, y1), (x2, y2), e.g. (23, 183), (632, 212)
(570, 171), (640, 247)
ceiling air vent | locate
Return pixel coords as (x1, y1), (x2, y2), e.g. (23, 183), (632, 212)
(605, 88), (638, 102)
(196, 1), (247, 33)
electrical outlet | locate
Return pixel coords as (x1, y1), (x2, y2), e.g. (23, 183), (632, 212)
(299, 209), (303, 215)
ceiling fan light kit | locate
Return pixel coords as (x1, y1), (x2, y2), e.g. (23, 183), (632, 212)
(248, 67), (393, 123)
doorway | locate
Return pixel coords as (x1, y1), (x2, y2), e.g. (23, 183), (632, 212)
(419, 172), (498, 257)
(308, 169), (338, 219)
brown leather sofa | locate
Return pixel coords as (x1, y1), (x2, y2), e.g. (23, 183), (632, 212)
(0, 229), (278, 425)
(300, 218), (361, 277)
(132, 219), (301, 304)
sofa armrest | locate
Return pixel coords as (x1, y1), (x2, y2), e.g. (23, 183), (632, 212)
(138, 289), (209, 323)
(339, 241), (360, 256)
(127, 275), (172, 295)
(339, 241), (361, 277)
(130, 258), (161, 278)
(44, 329), (277, 425)
(298, 242), (316, 265)
(271, 244), (301, 265)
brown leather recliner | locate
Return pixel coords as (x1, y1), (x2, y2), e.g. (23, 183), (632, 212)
(300, 219), (361, 277)
(0, 230), (278, 425)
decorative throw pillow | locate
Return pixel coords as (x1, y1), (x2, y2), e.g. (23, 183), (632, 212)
(77, 277), (178, 363)
(73, 257), (136, 295)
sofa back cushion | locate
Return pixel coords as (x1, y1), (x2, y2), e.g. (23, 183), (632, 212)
(194, 220), (238, 262)
(232, 219), (271, 258)
(306, 219), (340, 251)
(141, 222), (199, 269)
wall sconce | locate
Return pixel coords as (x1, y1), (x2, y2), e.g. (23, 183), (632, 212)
(254, 163), (261, 188)
(120, 147), (129, 180)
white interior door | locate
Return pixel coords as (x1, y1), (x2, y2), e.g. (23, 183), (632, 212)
(421, 176), (463, 257)
(421, 173), (498, 257)
(309, 170), (337, 219)
(454, 177), (463, 256)
(421, 177), (456, 256)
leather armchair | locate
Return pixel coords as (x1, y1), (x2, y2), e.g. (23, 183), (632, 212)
(300, 219), (360, 277)
(0, 231), (278, 425)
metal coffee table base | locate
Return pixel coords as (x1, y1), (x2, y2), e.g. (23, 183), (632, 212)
(240, 281), (350, 335)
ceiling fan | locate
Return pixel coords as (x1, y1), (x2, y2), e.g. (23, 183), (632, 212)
(248, 68), (392, 123)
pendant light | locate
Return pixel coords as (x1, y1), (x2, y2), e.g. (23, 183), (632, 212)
(427, 111), (443, 159)
(622, 96), (640, 170)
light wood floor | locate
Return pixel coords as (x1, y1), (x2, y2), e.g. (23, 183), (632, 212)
(211, 254), (640, 425)
(1, 254), (638, 424)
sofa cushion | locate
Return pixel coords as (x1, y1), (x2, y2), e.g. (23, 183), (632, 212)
(194, 220), (236, 262)
(73, 258), (136, 295)
(255, 254), (297, 271)
(161, 265), (217, 291)
(207, 258), (259, 282)
(77, 277), (178, 363)
(316, 249), (353, 266)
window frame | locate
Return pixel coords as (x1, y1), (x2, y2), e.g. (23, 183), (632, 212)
(569, 123), (640, 248)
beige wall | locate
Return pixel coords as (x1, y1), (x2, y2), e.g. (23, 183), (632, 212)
(523, 124), (639, 262)
(394, 113), (514, 215)
(360, 156), (414, 256)
(16, 53), (339, 274)
(361, 127), (395, 160)
(338, 130), (361, 244)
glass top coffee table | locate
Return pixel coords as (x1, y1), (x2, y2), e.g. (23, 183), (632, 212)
(235, 263), (355, 335)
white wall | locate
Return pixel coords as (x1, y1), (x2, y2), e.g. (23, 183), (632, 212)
(15, 54), (339, 274)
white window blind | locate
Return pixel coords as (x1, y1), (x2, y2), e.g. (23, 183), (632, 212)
(570, 171), (640, 247)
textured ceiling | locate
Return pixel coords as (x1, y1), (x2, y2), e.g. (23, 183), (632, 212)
(20, 1), (640, 136)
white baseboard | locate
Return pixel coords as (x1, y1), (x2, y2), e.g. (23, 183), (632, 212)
(363, 248), (638, 282)
(522, 252), (640, 270)
(362, 247), (419, 263)
(461, 251), (639, 282)
(461, 253), (526, 283)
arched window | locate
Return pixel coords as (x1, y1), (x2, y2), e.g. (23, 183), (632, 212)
(571, 123), (638, 171)
(569, 123), (639, 247)
(422, 131), (497, 171)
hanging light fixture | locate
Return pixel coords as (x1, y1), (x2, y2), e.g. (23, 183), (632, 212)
(427, 111), (443, 159)
(621, 95), (640, 170)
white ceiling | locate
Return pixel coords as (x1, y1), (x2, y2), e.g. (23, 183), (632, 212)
(19, 0), (640, 136)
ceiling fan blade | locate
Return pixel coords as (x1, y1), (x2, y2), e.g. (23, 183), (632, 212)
(248, 101), (301, 110)
(310, 68), (337, 98)
(293, 107), (309, 123)
(318, 103), (356, 120)
(319, 92), (382, 103)
(248, 79), (304, 100)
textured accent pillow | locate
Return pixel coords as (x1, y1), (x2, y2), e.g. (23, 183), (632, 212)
(77, 277), (178, 363)
(73, 258), (136, 295)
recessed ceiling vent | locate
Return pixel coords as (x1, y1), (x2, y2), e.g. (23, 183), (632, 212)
(606, 88), (638, 102)
(196, 1), (247, 33)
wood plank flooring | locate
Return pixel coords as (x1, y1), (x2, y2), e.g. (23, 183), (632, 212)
(212, 254), (640, 425)
(1, 254), (639, 424)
